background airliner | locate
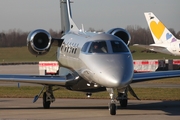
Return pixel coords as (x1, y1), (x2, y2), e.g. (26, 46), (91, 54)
(134, 12), (180, 56)
(0, 1), (180, 115)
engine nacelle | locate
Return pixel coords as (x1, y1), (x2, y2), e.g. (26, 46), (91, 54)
(107, 28), (131, 46)
(27, 29), (52, 55)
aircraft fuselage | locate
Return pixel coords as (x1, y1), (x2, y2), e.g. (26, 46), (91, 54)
(57, 31), (134, 88)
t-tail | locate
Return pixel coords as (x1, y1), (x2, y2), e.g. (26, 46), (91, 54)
(144, 12), (178, 44)
(60, 0), (79, 35)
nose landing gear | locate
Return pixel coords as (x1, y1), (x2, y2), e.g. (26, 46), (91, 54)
(107, 88), (116, 115)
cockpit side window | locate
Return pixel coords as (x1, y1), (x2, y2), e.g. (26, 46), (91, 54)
(89, 41), (108, 53)
(111, 41), (129, 53)
(81, 42), (90, 52)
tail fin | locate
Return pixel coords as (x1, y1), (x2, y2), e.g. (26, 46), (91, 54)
(60, 0), (79, 35)
(144, 12), (177, 44)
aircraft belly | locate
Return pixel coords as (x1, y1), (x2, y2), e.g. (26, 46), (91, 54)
(68, 77), (106, 92)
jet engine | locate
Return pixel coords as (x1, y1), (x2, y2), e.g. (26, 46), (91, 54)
(107, 28), (131, 46)
(27, 29), (52, 55)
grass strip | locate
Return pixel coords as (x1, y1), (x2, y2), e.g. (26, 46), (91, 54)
(0, 86), (180, 100)
(1, 46), (180, 62)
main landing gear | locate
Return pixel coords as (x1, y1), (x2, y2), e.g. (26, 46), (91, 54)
(43, 86), (55, 109)
(117, 92), (128, 107)
(33, 85), (55, 109)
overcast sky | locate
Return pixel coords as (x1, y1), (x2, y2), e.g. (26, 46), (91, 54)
(0, 0), (179, 32)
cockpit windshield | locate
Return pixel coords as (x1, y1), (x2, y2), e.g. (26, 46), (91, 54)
(82, 40), (129, 54)
(111, 41), (129, 53)
(89, 41), (108, 53)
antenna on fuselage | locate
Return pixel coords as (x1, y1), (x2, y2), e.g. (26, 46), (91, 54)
(81, 24), (85, 33)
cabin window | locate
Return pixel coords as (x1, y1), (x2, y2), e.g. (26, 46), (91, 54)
(61, 44), (64, 51)
(67, 47), (69, 52)
(74, 48), (77, 54)
(64, 46), (67, 52)
(111, 41), (129, 53)
(60, 42), (64, 52)
(88, 41), (108, 53)
(69, 47), (72, 53)
(72, 48), (74, 53)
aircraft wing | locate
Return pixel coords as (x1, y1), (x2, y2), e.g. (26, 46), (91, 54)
(132, 70), (180, 83)
(0, 74), (76, 86)
(0, 70), (180, 86)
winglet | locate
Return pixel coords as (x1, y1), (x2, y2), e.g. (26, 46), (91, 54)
(144, 12), (177, 44)
(60, 0), (79, 35)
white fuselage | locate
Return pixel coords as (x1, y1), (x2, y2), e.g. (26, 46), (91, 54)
(150, 40), (180, 56)
(168, 40), (180, 56)
(57, 31), (134, 88)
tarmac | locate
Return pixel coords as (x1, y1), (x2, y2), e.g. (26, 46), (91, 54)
(0, 65), (179, 119)
(0, 98), (180, 120)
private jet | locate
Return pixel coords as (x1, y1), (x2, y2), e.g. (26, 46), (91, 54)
(0, 1), (180, 115)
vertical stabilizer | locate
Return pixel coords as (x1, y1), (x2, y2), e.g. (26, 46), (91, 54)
(144, 12), (177, 44)
(60, 0), (79, 35)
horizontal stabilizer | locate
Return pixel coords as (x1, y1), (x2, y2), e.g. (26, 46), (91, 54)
(133, 44), (173, 55)
(133, 44), (165, 49)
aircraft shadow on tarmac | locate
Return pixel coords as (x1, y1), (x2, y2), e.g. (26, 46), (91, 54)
(0, 100), (179, 116)
(125, 101), (180, 116)
(0, 100), (14, 102)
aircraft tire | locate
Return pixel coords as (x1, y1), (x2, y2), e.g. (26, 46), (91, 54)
(110, 103), (116, 115)
(43, 92), (50, 109)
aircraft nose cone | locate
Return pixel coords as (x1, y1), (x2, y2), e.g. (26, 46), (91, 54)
(108, 64), (133, 87)
(97, 54), (134, 88)
(84, 52), (133, 88)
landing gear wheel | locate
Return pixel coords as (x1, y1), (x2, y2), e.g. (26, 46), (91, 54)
(118, 93), (128, 108)
(120, 99), (127, 107)
(110, 103), (116, 115)
(43, 92), (50, 109)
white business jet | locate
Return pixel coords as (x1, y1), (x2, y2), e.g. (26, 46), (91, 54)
(0, 1), (180, 115)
